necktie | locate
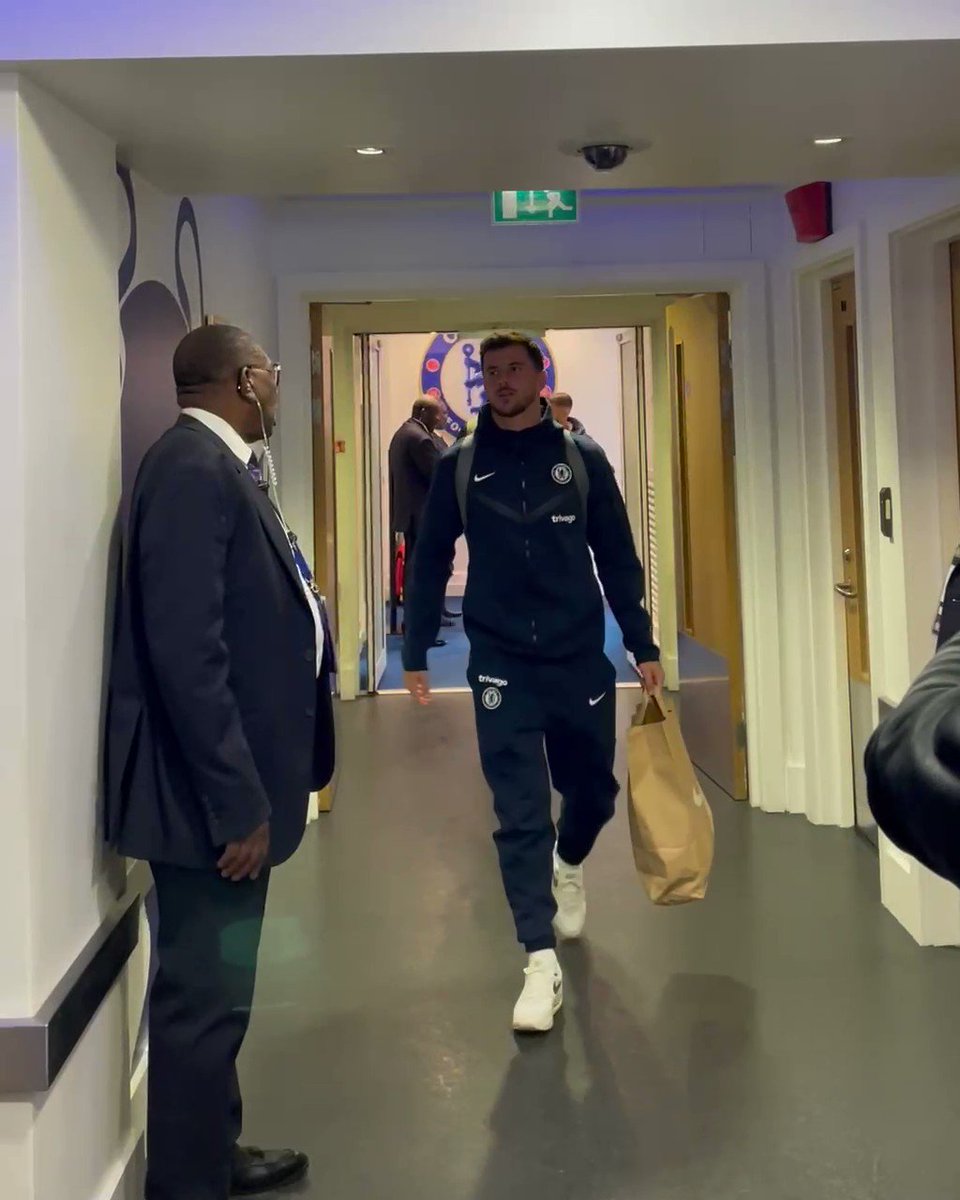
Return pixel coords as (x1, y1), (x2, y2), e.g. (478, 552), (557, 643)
(247, 454), (269, 491)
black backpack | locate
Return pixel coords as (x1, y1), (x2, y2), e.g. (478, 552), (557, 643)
(453, 429), (589, 530)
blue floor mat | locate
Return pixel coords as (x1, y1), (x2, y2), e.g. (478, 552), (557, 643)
(379, 606), (639, 691)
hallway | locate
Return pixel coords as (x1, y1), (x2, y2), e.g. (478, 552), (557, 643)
(240, 695), (960, 1200)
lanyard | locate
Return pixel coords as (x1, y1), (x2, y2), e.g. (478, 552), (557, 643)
(287, 530), (321, 600)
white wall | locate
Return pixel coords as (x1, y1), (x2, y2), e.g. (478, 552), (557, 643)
(0, 73), (138, 1200)
(191, 195), (278, 359)
(7, 76), (122, 1018)
(0, 78), (31, 1025)
(5, 0), (960, 59)
(272, 190), (777, 281)
(545, 327), (627, 481)
(0, 75), (281, 1200)
(274, 189), (777, 567)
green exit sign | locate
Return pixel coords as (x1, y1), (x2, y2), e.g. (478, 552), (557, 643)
(493, 190), (579, 225)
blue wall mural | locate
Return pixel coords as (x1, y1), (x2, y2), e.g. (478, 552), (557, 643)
(118, 163), (205, 504)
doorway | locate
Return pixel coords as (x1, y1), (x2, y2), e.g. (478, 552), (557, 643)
(667, 294), (748, 801)
(367, 325), (649, 694)
(828, 273), (875, 845)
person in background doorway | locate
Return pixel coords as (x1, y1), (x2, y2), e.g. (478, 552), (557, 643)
(549, 391), (587, 435)
(389, 398), (456, 632)
(105, 324), (336, 1200)
(403, 332), (663, 1034)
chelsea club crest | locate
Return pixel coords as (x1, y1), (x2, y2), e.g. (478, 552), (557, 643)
(419, 332), (558, 436)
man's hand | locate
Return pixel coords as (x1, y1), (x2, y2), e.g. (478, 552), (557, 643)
(405, 671), (432, 706)
(218, 822), (270, 882)
(636, 660), (665, 696)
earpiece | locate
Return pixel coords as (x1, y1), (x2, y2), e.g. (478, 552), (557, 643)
(238, 368), (258, 403)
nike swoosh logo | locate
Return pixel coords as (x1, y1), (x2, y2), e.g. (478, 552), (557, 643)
(589, 693), (606, 707)
(474, 472), (496, 483)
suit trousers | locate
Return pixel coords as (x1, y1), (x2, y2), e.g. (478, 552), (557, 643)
(145, 863), (270, 1200)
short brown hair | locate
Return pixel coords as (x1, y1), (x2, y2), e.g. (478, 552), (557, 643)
(480, 332), (544, 372)
(550, 392), (573, 409)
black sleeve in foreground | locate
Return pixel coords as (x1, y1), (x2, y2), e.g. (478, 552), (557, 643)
(583, 444), (659, 663)
(137, 456), (271, 845)
(402, 452), (463, 671)
(865, 634), (960, 890)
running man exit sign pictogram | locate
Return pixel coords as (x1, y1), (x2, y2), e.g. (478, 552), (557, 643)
(493, 191), (579, 224)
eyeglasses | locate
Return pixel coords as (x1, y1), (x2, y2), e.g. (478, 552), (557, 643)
(241, 363), (282, 388)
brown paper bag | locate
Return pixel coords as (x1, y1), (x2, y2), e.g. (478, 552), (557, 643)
(626, 693), (715, 905)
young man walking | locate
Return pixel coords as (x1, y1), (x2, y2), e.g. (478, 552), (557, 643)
(403, 333), (662, 1032)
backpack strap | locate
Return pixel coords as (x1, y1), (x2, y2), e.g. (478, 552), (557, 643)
(562, 429), (590, 513)
(455, 433), (476, 528)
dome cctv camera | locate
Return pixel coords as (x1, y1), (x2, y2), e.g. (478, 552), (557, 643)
(580, 144), (630, 171)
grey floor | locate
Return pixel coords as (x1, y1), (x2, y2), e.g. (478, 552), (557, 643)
(240, 693), (960, 1200)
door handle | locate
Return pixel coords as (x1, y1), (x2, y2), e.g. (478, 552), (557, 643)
(834, 582), (858, 599)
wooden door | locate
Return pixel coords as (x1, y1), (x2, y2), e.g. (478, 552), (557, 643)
(831, 277), (870, 685)
(667, 295), (747, 800)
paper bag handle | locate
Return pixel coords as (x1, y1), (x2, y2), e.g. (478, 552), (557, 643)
(632, 691), (668, 728)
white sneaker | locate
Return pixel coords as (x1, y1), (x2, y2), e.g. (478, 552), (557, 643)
(512, 950), (563, 1033)
(553, 851), (586, 940)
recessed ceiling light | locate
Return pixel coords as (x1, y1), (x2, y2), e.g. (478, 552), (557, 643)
(356, 146), (386, 156)
(814, 137), (844, 146)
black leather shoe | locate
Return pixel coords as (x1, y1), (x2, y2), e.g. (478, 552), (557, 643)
(230, 1147), (309, 1195)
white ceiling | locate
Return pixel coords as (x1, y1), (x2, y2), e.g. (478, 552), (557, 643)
(9, 40), (960, 196)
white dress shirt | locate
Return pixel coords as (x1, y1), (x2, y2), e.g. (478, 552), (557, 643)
(181, 408), (324, 674)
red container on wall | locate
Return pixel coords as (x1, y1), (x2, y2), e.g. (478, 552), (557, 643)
(786, 182), (833, 243)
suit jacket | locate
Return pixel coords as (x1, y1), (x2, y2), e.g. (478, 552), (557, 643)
(104, 416), (335, 869)
(388, 418), (441, 534)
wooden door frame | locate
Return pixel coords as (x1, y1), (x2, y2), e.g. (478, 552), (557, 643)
(793, 252), (862, 828)
(308, 304), (338, 636)
(829, 274), (871, 688)
(617, 328), (650, 603)
(667, 294), (748, 799)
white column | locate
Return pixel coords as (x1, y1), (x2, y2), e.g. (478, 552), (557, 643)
(0, 75), (147, 1200)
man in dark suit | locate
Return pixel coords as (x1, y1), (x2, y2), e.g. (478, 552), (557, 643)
(389, 398), (446, 567)
(388, 398), (456, 633)
(105, 324), (336, 1200)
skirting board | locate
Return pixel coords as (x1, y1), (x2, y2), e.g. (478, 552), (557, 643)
(97, 1133), (145, 1200)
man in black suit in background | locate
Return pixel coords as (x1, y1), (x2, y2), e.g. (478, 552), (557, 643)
(389, 397), (456, 633)
(389, 397), (446, 569)
(105, 325), (336, 1200)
